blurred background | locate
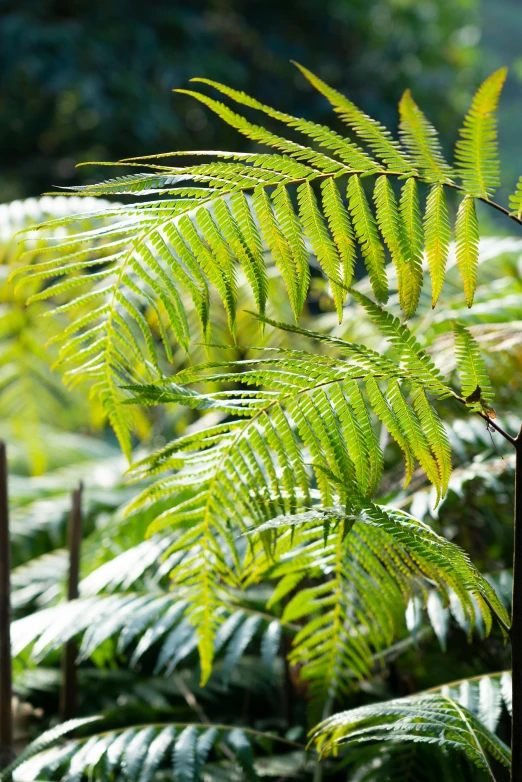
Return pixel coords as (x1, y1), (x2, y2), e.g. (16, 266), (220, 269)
(1, 0), (521, 204)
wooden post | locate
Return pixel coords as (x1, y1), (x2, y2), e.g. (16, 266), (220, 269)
(59, 483), (83, 722)
(0, 442), (13, 768)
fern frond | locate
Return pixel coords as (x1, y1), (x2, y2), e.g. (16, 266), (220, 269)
(248, 502), (507, 704)
(454, 195), (479, 308)
(13, 68), (514, 454)
(297, 180), (345, 320)
(346, 175), (388, 303)
(424, 184), (451, 307)
(2, 717), (298, 782)
(453, 321), (495, 412)
(398, 90), (453, 182)
(454, 68), (507, 198)
(312, 692), (511, 777)
(120, 338), (460, 673)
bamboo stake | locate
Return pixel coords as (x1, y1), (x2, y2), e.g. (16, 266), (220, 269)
(0, 442), (13, 768)
(59, 483), (83, 722)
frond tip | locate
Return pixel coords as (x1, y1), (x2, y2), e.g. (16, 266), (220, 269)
(454, 68), (507, 199)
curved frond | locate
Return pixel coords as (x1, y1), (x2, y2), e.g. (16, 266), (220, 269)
(246, 503), (507, 705)
(2, 717), (300, 782)
(312, 692), (511, 777)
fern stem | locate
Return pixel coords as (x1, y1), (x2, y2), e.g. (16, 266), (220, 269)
(454, 394), (517, 446)
(511, 426), (522, 782)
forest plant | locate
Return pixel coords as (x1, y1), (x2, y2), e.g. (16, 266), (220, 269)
(8, 64), (522, 780)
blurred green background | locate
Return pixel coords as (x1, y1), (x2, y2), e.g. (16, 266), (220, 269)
(1, 0), (520, 203)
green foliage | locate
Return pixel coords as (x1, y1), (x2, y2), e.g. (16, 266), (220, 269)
(454, 69), (507, 199)
(1, 717), (300, 782)
(8, 59), (522, 782)
(312, 690), (510, 778)
(12, 65), (516, 457)
(453, 321), (495, 413)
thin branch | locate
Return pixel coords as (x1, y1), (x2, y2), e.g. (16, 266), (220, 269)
(453, 394), (517, 447)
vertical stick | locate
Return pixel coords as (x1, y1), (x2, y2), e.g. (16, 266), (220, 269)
(513, 432), (522, 782)
(0, 442), (13, 768)
(60, 483), (83, 723)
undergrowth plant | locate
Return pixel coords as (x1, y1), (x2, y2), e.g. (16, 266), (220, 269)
(5, 64), (522, 781)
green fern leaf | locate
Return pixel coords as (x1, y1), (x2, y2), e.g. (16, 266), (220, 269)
(455, 195), (479, 308)
(271, 184), (310, 313)
(252, 186), (304, 320)
(312, 693), (511, 775)
(399, 177), (424, 316)
(411, 386), (452, 496)
(453, 321), (495, 412)
(454, 68), (507, 198)
(297, 180), (345, 320)
(424, 183), (451, 307)
(320, 178), (357, 290)
(373, 176), (408, 310)
(398, 89), (453, 182)
(346, 175), (388, 303)
(174, 88), (343, 174)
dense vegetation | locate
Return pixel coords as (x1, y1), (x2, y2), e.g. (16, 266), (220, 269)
(1, 61), (522, 782)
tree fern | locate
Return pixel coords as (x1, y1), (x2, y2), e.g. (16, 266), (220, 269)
(10, 63), (522, 780)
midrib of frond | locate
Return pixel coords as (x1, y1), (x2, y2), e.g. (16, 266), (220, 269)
(444, 696), (496, 780)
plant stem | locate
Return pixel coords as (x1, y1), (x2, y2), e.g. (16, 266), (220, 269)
(0, 442), (13, 769)
(60, 483), (83, 722)
(512, 428), (522, 782)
